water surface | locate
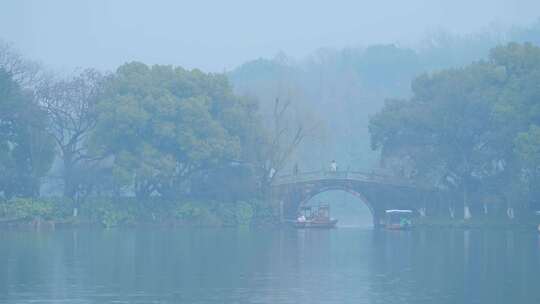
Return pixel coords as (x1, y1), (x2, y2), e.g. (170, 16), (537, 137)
(1, 227), (539, 304)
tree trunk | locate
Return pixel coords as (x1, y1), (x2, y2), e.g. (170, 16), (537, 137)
(62, 150), (76, 199)
(463, 186), (472, 220)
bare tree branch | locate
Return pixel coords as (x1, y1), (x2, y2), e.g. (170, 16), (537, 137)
(35, 69), (106, 198)
(263, 97), (321, 183)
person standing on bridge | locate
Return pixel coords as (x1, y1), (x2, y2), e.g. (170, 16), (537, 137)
(330, 160), (337, 172)
(293, 163), (299, 175)
(268, 167), (276, 180)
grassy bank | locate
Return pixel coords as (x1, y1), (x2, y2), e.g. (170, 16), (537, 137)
(0, 197), (279, 228)
(414, 215), (540, 231)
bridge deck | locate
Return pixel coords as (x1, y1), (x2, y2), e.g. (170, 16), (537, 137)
(272, 170), (427, 189)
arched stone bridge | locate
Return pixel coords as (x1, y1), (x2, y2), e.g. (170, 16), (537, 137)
(271, 170), (443, 227)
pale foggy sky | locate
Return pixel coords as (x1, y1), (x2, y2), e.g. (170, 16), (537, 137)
(0, 0), (539, 73)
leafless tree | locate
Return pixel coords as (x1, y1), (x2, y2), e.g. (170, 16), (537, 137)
(264, 98), (321, 183)
(37, 69), (106, 201)
(0, 40), (46, 89)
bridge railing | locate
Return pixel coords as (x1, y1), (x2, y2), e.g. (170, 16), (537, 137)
(272, 170), (416, 187)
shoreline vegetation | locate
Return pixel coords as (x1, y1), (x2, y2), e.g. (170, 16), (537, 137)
(0, 198), (280, 229)
(1, 198), (539, 231)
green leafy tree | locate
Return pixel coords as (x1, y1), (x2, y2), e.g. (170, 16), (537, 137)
(92, 62), (264, 200)
(370, 43), (540, 216)
(0, 68), (54, 198)
(515, 125), (540, 207)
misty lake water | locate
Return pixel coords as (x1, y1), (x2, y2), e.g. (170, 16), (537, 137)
(1, 227), (539, 304)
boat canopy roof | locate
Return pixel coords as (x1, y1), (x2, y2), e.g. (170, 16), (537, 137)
(385, 209), (413, 213)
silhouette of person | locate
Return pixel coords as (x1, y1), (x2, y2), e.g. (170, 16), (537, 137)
(330, 160), (337, 172)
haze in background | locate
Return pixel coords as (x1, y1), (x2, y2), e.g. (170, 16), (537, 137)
(1, 0), (539, 72)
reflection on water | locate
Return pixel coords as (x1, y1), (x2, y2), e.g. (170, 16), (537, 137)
(0, 228), (539, 304)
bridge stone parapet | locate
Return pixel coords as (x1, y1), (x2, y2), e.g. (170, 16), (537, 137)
(272, 170), (426, 188)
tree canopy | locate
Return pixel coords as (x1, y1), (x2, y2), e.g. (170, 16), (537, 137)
(369, 43), (540, 213)
(0, 68), (54, 198)
(91, 62), (265, 199)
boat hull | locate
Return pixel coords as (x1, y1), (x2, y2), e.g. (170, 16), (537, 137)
(385, 223), (413, 230)
(294, 219), (338, 229)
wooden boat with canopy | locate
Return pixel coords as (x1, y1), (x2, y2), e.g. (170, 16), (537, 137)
(295, 204), (338, 228)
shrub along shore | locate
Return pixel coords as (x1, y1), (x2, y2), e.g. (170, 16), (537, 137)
(0, 198), (280, 229)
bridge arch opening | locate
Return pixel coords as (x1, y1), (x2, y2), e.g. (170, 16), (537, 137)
(301, 187), (375, 228)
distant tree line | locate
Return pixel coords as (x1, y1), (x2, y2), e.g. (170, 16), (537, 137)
(369, 43), (540, 218)
(229, 20), (540, 171)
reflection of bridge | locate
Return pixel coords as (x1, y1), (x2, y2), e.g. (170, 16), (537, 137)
(271, 170), (443, 227)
